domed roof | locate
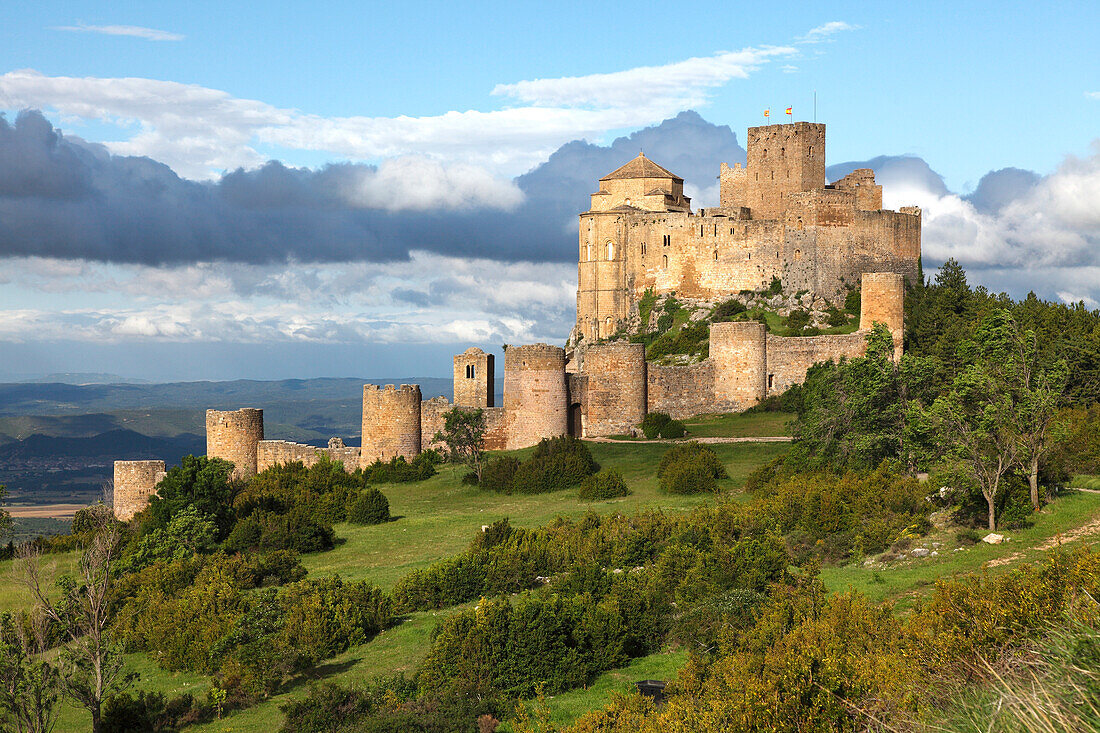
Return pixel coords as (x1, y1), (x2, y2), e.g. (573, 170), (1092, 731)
(600, 152), (682, 182)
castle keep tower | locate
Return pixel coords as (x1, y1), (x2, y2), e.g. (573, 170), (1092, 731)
(582, 342), (647, 437)
(720, 122), (826, 218)
(206, 408), (264, 480)
(113, 460), (166, 521)
(504, 344), (569, 449)
(710, 321), (768, 409)
(453, 347), (495, 408)
(361, 384), (422, 464)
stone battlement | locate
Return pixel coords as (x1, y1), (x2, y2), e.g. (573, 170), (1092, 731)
(113, 460), (166, 521)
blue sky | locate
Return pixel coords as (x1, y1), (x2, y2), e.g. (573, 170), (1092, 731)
(0, 1), (1098, 380)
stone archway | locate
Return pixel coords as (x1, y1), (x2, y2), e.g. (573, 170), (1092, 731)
(568, 403), (584, 437)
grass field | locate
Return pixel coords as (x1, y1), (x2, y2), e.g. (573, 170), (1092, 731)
(3, 440), (1098, 732)
(681, 411), (794, 438)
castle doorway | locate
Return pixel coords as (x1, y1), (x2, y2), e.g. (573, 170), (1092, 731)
(568, 403), (583, 437)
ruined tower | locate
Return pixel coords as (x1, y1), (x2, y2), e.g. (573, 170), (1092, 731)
(582, 342), (647, 437)
(504, 344), (569, 450)
(206, 408), (264, 480)
(361, 384), (422, 465)
(453, 347), (495, 408)
(112, 459), (167, 521)
(859, 271), (906, 358)
(710, 321), (768, 409)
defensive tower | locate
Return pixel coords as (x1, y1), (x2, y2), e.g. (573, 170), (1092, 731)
(361, 384), (422, 464)
(112, 459), (166, 521)
(453, 347), (495, 408)
(503, 344), (569, 449)
(206, 408), (264, 480)
(710, 321), (768, 409)
(582, 342), (647, 437)
(859, 271), (906, 358)
(720, 122), (826, 217)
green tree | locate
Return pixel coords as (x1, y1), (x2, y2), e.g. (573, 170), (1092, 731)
(119, 506), (219, 573)
(147, 455), (236, 539)
(19, 508), (132, 732)
(921, 310), (1024, 530)
(0, 484), (12, 544)
(0, 612), (59, 733)
(434, 408), (487, 482)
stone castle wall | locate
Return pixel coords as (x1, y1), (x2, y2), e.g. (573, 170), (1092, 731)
(647, 360), (716, 419)
(361, 384), (422, 465)
(859, 271), (906, 357)
(206, 408), (264, 480)
(113, 460), (166, 521)
(711, 321), (768, 409)
(580, 342), (647, 437)
(421, 398), (508, 453)
(765, 332), (868, 394)
(504, 344), (569, 449)
(256, 440), (359, 472)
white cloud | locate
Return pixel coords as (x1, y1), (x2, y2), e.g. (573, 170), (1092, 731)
(0, 253), (577, 345)
(797, 21), (859, 44)
(335, 156), (523, 211)
(52, 23), (184, 41)
(1087, 92), (1100, 100)
(491, 46), (795, 109)
(0, 42), (795, 180)
(883, 141), (1100, 303)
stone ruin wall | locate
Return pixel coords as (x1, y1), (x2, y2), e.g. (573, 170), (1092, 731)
(504, 344), (569, 449)
(453, 348), (495, 408)
(647, 360), (716, 419)
(419, 397), (507, 452)
(859, 271), (906, 357)
(256, 439), (360, 473)
(765, 332), (868, 394)
(361, 384), (422, 465)
(113, 460), (167, 521)
(206, 408), (264, 480)
(580, 342), (647, 437)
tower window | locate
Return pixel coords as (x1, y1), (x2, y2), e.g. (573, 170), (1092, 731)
(700, 225), (703, 237)
(808, 145), (814, 157)
(714, 250), (718, 261)
(794, 249), (802, 260)
(796, 218), (803, 231)
(662, 255), (668, 268)
(606, 241), (614, 260)
(466, 364), (475, 379)
(641, 243), (646, 255)
(663, 234), (670, 246)
(586, 243), (592, 261)
(768, 374), (775, 390)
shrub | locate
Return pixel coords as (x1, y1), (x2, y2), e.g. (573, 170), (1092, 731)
(102, 690), (211, 732)
(480, 455), (521, 493)
(658, 443), (728, 481)
(347, 488), (390, 525)
(641, 412), (672, 439)
(766, 276), (782, 296)
(786, 309), (811, 332)
(366, 453), (438, 484)
(844, 287), (861, 314)
(826, 306), (849, 327)
(511, 436), (598, 495)
(148, 455), (237, 539)
(224, 508), (335, 554)
(713, 299), (747, 320)
(660, 460), (719, 494)
(578, 470), (631, 501)
(658, 419), (686, 439)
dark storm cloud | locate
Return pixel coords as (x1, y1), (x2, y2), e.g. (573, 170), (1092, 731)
(0, 109), (743, 266)
(963, 167), (1041, 214)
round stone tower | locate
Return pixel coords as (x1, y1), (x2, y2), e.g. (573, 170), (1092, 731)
(113, 459), (166, 521)
(582, 342), (647, 437)
(504, 344), (569, 450)
(361, 384), (422, 465)
(859, 271), (905, 358)
(710, 321), (767, 408)
(206, 408), (264, 480)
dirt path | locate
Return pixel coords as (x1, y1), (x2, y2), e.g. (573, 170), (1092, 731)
(985, 514), (1100, 568)
(586, 436), (793, 444)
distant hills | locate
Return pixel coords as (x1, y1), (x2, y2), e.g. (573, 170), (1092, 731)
(0, 429), (204, 461)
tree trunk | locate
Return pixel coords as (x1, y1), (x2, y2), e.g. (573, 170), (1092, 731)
(91, 707), (101, 733)
(987, 493), (997, 531)
(1029, 455), (1041, 510)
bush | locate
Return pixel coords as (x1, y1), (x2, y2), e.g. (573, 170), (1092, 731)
(347, 488), (390, 525)
(658, 419), (686, 439)
(366, 453), (438, 484)
(657, 443), (728, 481)
(224, 508), (335, 554)
(479, 455), (521, 493)
(511, 436), (598, 495)
(766, 276), (782, 296)
(102, 690), (211, 732)
(844, 287), (861, 314)
(713, 299), (747, 320)
(826, 306), (849, 327)
(786, 309), (811, 332)
(641, 412), (672, 439)
(578, 470), (631, 501)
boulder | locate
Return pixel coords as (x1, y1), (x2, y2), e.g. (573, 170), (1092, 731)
(911, 548), (930, 557)
(982, 533), (1005, 544)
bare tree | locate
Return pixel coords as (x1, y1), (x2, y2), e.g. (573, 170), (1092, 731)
(18, 509), (131, 733)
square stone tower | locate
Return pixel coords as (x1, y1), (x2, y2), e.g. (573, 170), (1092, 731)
(720, 122), (826, 218)
(453, 347), (495, 408)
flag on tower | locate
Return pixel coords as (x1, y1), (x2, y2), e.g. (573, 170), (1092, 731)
(785, 106), (793, 116)
(764, 109), (770, 118)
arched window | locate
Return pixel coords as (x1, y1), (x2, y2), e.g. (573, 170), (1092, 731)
(780, 147), (785, 157)
(662, 254), (668, 268)
(808, 145), (814, 157)
(713, 250), (718, 261)
(796, 218), (803, 231)
(794, 249), (802, 260)
(762, 148), (768, 158)
(606, 241), (614, 260)
(586, 243), (592, 261)
(465, 364), (475, 379)
(641, 243), (646, 255)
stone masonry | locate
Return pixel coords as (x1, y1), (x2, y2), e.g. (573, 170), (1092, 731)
(113, 460), (166, 521)
(504, 344), (569, 450)
(576, 122), (921, 341)
(206, 408), (264, 480)
(361, 384), (422, 464)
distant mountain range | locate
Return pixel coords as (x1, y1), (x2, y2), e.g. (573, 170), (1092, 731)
(0, 429), (204, 460)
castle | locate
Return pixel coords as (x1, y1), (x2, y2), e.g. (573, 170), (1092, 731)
(576, 121), (921, 341)
(113, 122), (918, 520)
